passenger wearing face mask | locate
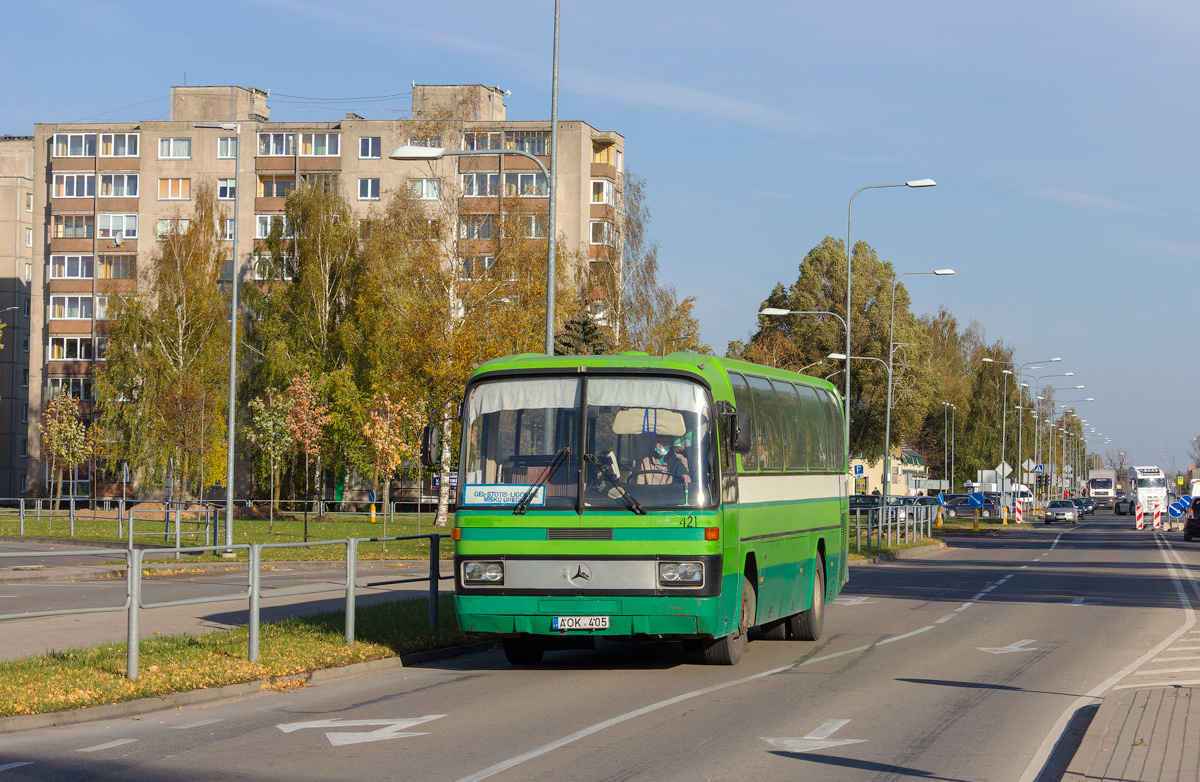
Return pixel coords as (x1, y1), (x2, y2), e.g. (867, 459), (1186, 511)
(634, 434), (691, 485)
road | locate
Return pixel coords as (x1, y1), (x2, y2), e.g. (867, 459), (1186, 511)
(3, 511), (1199, 782)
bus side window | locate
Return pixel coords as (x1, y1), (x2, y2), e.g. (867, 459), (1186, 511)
(799, 386), (828, 471)
(822, 389), (844, 471)
(774, 380), (806, 471)
(729, 373), (756, 472)
(748, 375), (782, 470)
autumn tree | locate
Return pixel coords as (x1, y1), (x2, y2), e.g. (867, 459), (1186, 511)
(39, 394), (94, 506)
(246, 390), (293, 532)
(95, 184), (230, 498)
(361, 392), (422, 542)
(287, 371), (330, 520)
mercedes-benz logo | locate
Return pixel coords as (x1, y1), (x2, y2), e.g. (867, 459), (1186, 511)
(567, 563), (592, 585)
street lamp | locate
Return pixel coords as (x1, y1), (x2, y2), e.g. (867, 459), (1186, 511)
(195, 122), (241, 555)
(830, 352), (888, 494)
(759, 307), (848, 438)
(1031, 371), (1075, 487)
(844, 179), (937, 466)
(390, 144), (557, 355)
(885, 270), (953, 503)
(942, 402), (956, 492)
(983, 356), (1060, 506)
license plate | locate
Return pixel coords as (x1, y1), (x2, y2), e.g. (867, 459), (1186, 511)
(552, 616), (609, 630)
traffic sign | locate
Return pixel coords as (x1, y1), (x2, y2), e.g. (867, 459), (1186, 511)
(1169, 502), (1185, 518)
(1033, 464), (1045, 474)
(969, 493), (985, 509)
(1022, 458), (1035, 471)
(1183, 495), (1194, 506)
(938, 492), (945, 506)
(853, 465), (864, 475)
(996, 461), (1013, 478)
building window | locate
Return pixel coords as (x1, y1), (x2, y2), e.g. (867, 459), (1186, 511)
(504, 172), (547, 197)
(20, 474), (26, 491)
(48, 377), (94, 400)
(462, 173), (500, 197)
(158, 137), (192, 159)
(258, 132), (295, 157)
(98, 214), (137, 240)
(590, 220), (614, 246)
(410, 179), (441, 200)
(96, 295), (111, 321)
(25, 228), (33, 247)
(408, 136), (441, 148)
(49, 295), (94, 320)
(100, 133), (139, 157)
(22, 298), (29, 317)
(256, 214), (293, 239)
(95, 337), (108, 361)
(156, 218), (190, 239)
(22, 335), (29, 353)
(50, 255), (94, 280)
(100, 174), (138, 198)
(592, 142), (613, 165)
(218, 137), (237, 159)
(24, 264), (30, 283)
(20, 440), (26, 458)
(25, 193), (32, 212)
(53, 174), (95, 199)
(300, 172), (337, 194)
(464, 131), (501, 151)
(21, 404), (27, 422)
(359, 137), (381, 159)
(98, 254), (135, 279)
(49, 337), (95, 361)
(591, 179), (614, 206)
(158, 178), (190, 200)
(53, 133), (97, 158)
(358, 178), (380, 201)
(218, 178), (236, 200)
(257, 175), (295, 198)
(615, 150), (623, 173)
(254, 254), (295, 281)
(523, 213), (548, 239)
(300, 133), (339, 157)
(223, 219), (235, 241)
(458, 214), (496, 240)
(461, 255), (495, 280)
(22, 369), (28, 387)
(508, 131), (549, 156)
(55, 214), (96, 240)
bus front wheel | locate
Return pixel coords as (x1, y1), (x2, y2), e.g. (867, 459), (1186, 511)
(702, 574), (755, 665)
(503, 637), (545, 665)
(790, 565), (825, 641)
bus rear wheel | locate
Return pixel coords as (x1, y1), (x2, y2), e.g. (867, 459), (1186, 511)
(702, 574), (755, 665)
(503, 637), (545, 665)
(790, 564), (825, 641)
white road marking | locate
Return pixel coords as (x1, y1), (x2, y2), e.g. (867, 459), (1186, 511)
(0, 763), (33, 773)
(454, 625), (936, 782)
(1113, 678), (1200, 691)
(1148, 656), (1200, 663)
(832, 597), (876, 606)
(762, 719), (867, 753)
(1020, 565), (1029, 569)
(277, 716), (445, 746)
(935, 614), (956, 624)
(1134, 666), (1200, 675)
(77, 739), (136, 752)
(972, 593), (986, 600)
(1167, 645), (1200, 651)
(977, 639), (1038, 654)
(956, 602), (973, 611)
(171, 718), (224, 729)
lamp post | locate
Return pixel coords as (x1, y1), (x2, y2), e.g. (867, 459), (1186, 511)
(885, 269), (953, 503)
(1030, 372), (1075, 488)
(195, 122), (241, 555)
(942, 402), (955, 492)
(759, 308), (847, 446)
(830, 352), (887, 495)
(390, 144), (557, 354)
(844, 179), (936, 465)
(982, 356), (1060, 508)
(1058, 400), (1093, 493)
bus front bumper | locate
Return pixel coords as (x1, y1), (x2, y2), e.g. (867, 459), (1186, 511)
(455, 593), (729, 638)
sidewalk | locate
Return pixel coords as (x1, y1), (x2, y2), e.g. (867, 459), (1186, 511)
(1064, 686), (1200, 781)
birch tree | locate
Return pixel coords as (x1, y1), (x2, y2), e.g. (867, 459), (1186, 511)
(246, 390), (293, 532)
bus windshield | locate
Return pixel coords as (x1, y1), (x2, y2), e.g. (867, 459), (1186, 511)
(1089, 478), (1113, 490)
(460, 375), (715, 511)
(1138, 477), (1166, 488)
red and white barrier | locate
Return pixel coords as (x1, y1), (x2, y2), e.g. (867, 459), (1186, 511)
(1136, 504), (1144, 530)
(1154, 503), (1162, 530)
(1015, 499), (1023, 524)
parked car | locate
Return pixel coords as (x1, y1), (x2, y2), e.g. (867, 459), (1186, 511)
(1070, 497), (1095, 516)
(943, 496), (999, 519)
(849, 494), (881, 512)
(1114, 494), (1135, 515)
(907, 496), (941, 507)
(1185, 498), (1200, 542)
(1045, 499), (1079, 524)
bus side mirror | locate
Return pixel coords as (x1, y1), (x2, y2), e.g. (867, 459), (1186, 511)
(733, 412), (753, 455)
(420, 425), (440, 468)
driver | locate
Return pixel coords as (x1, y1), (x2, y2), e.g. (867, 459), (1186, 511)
(635, 435), (691, 485)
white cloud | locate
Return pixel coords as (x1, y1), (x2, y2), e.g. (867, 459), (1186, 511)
(1029, 187), (1148, 213)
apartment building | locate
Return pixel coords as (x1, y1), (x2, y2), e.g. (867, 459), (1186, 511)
(0, 137), (33, 497)
(23, 84), (624, 496)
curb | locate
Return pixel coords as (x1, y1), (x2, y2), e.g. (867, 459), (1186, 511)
(1062, 690), (1125, 780)
(0, 641), (498, 735)
(850, 539), (947, 565)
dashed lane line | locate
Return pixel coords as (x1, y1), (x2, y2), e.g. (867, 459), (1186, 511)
(77, 739), (136, 752)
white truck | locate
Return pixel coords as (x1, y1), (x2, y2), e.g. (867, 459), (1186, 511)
(1087, 469), (1117, 509)
(1116, 466), (1168, 519)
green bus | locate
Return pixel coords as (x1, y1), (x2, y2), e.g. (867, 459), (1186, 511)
(424, 351), (849, 665)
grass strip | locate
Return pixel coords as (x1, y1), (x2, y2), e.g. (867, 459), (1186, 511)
(848, 537), (944, 560)
(0, 595), (469, 717)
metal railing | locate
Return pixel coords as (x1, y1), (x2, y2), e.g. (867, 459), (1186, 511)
(0, 533), (448, 681)
(852, 504), (935, 554)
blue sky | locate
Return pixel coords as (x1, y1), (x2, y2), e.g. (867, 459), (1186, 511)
(7, 0), (1198, 470)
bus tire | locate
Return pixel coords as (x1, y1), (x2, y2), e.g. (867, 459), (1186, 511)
(702, 574), (754, 665)
(790, 564), (825, 641)
(761, 619), (788, 640)
(503, 637), (545, 665)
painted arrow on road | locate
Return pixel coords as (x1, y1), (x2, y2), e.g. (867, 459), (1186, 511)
(761, 719), (867, 753)
(277, 715), (446, 746)
(977, 639), (1037, 654)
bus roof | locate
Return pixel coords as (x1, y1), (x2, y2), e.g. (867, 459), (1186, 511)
(470, 352), (840, 400)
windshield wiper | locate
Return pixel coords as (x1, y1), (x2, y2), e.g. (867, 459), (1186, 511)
(514, 447), (570, 515)
(585, 452), (646, 515)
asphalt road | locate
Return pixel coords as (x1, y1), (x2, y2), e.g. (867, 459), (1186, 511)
(4, 511), (1200, 782)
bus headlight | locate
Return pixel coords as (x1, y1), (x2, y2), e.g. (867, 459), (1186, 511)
(463, 561), (504, 584)
(659, 561), (703, 585)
